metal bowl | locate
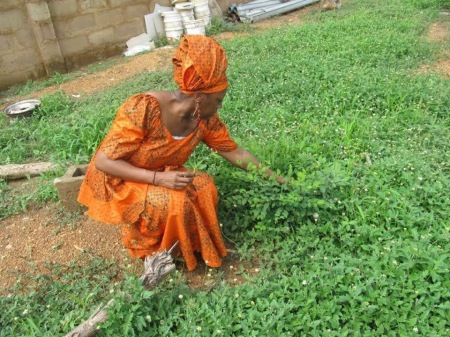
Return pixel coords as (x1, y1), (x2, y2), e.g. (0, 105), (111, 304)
(3, 99), (41, 119)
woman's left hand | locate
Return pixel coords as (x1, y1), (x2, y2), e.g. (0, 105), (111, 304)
(154, 171), (196, 190)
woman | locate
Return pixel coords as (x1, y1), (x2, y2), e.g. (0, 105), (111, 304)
(78, 35), (283, 271)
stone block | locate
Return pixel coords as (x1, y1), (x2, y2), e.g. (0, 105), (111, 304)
(53, 164), (88, 212)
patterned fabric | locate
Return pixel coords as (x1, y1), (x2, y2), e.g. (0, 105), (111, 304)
(173, 35), (228, 94)
(77, 94), (238, 270)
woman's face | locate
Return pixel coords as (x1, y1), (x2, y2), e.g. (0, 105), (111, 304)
(199, 89), (227, 120)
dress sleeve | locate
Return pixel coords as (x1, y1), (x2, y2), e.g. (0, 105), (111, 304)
(100, 94), (158, 160)
(202, 114), (238, 152)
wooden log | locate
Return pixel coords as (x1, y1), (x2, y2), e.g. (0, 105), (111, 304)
(64, 243), (178, 337)
(0, 162), (59, 180)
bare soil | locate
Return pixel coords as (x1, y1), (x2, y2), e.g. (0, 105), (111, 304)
(1, 3), (448, 294)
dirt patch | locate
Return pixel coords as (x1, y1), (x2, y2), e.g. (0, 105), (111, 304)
(415, 19), (450, 76)
(428, 20), (450, 42)
(0, 201), (255, 293)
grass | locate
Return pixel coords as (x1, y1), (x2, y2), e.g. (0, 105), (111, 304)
(1, 0), (449, 335)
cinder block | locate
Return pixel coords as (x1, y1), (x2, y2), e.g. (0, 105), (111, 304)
(114, 21), (143, 40)
(88, 27), (115, 45)
(80, 0), (108, 12)
(38, 21), (58, 41)
(95, 8), (125, 28)
(48, 0), (79, 18)
(67, 13), (96, 32)
(1, 49), (42, 73)
(109, 0), (138, 8)
(54, 164), (88, 212)
(0, 0), (21, 11)
(26, 1), (51, 22)
(0, 34), (13, 51)
(14, 27), (36, 49)
(58, 35), (89, 54)
(125, 4), (149, 19)
(0, 9), (27, 32)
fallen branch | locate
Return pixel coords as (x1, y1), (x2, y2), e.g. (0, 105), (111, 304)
(65, 242), (178, 337)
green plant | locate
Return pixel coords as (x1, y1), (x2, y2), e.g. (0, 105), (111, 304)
(206, 17), (253, 36)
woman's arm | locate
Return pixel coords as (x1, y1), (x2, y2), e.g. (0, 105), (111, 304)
(95, 150), (196, 189)
(217, 147), (285, 184)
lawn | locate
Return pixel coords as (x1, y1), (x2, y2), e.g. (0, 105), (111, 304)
(1, 0), (449, 336)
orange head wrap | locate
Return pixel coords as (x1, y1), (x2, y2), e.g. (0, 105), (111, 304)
(172, 35), (228, 94)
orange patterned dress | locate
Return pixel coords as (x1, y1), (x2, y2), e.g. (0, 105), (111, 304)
(77, 93), (237, 270)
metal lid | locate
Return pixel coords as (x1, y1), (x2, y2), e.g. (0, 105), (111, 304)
(4, 99), (41, 117)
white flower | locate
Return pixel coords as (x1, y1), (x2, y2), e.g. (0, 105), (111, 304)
(146, 315), (152, 322)
(413, 327), (418, 333)
(178, 294), (183, 299)
(235, 293), (239, 298)
(254, 268), (260, 272)
(22, 309), (28, 315)
(302, 280), (307, 285)
(196, 326), (202, 332)
(216, 329), (222, 334)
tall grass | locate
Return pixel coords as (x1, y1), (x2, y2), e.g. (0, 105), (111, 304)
(1, 0), (449, 335)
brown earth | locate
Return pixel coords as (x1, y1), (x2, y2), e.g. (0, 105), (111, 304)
(1, 3), (449, 294)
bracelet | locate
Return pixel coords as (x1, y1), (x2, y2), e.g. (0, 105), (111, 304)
(152, 171), (157, 185)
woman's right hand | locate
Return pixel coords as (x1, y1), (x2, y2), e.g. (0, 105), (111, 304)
(155, 171), (196, 190)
